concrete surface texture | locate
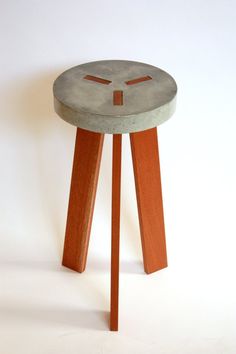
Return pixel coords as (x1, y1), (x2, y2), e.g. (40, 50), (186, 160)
(53, 60), (177, 133)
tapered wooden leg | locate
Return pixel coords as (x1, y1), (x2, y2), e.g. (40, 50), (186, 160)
(130, 127), (167, 274)
(110, 134), (122, 331)
(62, 127), (104, 273)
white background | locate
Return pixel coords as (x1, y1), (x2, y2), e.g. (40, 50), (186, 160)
(0, 1), (236, 353)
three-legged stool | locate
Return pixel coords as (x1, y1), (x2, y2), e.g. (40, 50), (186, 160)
(53, 60), (177, 331)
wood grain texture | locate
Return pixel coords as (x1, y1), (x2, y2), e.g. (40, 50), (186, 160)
(113, 90), (123, 106)
(83, 74), (112, 85)
(110, 134), (122, 331)
(62, 127), (104, 272)
(130, 127), (167, 274)
(125, 75), (152, 85)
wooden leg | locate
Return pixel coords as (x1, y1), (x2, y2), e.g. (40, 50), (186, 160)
(62, 127), (104, 272)
(110, 134), (122, 331)
(130, 127), (167, 274)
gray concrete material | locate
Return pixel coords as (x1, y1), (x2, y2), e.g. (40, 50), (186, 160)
(53, 60), (177, 134)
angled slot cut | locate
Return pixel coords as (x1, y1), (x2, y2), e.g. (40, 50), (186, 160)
(125, 75), (152, 85)
(83, 75), (112, 85)
(113, 90), (123, 106)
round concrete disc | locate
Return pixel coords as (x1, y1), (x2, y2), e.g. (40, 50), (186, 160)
(53, 60), (177, 134)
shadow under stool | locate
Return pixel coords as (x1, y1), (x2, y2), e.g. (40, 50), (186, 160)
(53, 59), (177, 331)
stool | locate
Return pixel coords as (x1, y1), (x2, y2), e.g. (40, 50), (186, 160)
(53, 60), (177, 331)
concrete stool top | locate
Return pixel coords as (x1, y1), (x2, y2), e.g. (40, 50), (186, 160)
(53, 60), (177, 134)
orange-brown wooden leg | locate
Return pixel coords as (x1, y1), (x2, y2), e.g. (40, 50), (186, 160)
(110, 134), (122, 331)
(130, 127), (167, 274)
(62, 127), (104, 272)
